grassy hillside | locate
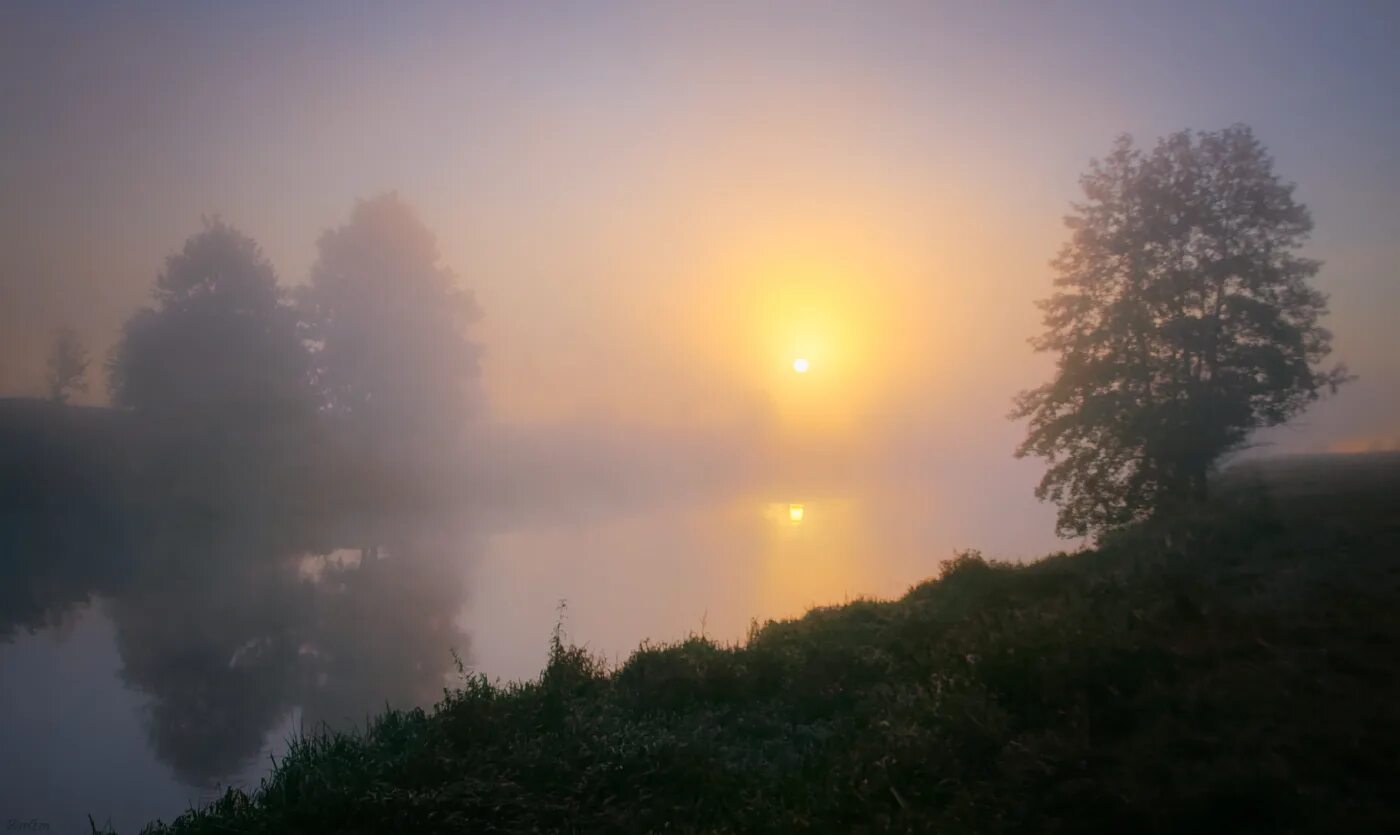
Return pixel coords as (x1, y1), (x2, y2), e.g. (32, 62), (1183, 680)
(145, 459), (1400, 834)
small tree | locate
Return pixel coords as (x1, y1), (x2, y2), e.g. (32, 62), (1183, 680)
(46, 327), (90, 403)
(1013, 125), (1349, 537)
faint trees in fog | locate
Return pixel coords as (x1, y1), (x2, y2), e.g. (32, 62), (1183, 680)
(44, 326), (89, 403)
(106, 218), (321, 523)
(300, 193), (483, 465)
(108, 218), (315, 429)
(9, 199), (480, 787)
(1013, 125), (1350, 537)
(98, 199), (484, 522)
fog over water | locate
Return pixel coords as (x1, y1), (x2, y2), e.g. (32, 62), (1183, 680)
(3, 2), (1399, 831)
(1, 417), (1059, 832)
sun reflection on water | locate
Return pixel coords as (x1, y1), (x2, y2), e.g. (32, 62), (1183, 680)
(754, 497), (879, 621)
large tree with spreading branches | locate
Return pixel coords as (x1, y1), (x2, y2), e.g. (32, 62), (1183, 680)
(1013, 125), (1349, 537)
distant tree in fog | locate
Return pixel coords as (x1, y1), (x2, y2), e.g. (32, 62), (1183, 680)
(300, 194), (482, 466)
(45, 326), (89, 403)
(109, 218), (314, 428)
(1013, 125), (1350, 537)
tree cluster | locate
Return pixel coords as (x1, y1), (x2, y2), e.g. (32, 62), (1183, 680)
(106, 194), (482, 488)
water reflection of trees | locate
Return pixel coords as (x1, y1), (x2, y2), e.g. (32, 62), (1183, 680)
(1, 451), (473, 786)
(104, 526), (471, 787)
(0, 194), (480, 786)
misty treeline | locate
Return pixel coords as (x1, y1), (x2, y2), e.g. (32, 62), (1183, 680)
(1014, 125), (1348, 537)
(107, 193), (483, 516)
(0, 194), (481, 785)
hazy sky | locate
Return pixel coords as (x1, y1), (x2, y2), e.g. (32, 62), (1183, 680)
(3, 1), (1397, 456)
(2, 7), (1399, 826)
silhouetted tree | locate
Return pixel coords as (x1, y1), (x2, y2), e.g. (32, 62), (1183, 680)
(45, 327), (89, 403)
(108, 219), (319, 520)
(300, 194), (482, 472)
(1013, 125), (1349, 537)
(110, 219), (313, 426)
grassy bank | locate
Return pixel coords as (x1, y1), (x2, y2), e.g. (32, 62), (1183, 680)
(145, 464), (1400, 834)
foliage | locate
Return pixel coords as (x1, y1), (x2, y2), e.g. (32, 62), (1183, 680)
(298, 193), (482, 466)
(142, 486), (1400, 834)
(45, 326), (90, 403)
(103, 218), (321, 532)
(1013, 125), (1349, 537)
(108, 218), (315, 429)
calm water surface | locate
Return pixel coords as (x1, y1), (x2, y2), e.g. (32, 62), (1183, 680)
(1, 483), (1059, 832)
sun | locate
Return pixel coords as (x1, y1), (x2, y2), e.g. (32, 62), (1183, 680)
(792, 357), (810, 374)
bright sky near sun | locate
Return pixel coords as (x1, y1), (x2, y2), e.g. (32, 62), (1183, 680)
(2, 1), (1397, 453)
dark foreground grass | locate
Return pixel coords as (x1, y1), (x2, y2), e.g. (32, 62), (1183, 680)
(144, 488), (1400, 834)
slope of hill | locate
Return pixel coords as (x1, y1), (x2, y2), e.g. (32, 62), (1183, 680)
(139, 455), (1400, 833)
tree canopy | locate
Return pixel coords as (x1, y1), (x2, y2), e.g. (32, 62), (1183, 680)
(108, 218), (315, 430)
(299, 193), (482, 464)
(1013, 125), (1349, 537)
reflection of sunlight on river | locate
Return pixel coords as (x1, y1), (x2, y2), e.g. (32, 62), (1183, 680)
(468, 488), (991, 683)
(466, 482), (1062, 683)
(757, 499), (873, 620)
